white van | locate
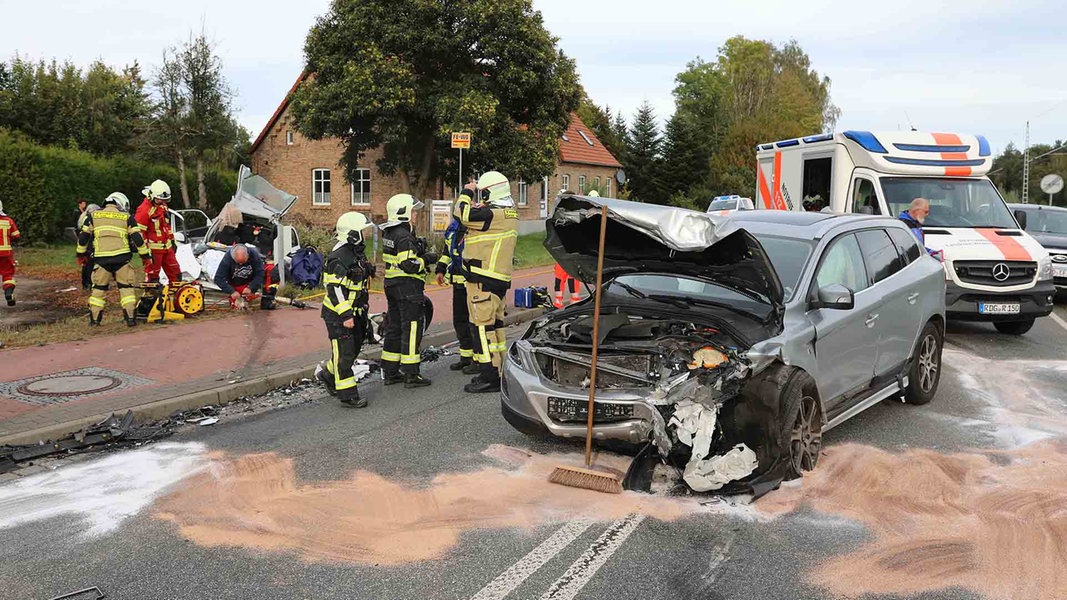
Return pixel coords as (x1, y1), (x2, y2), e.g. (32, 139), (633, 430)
(755, 131), (1055, 334)
(706, 195), (755, 215)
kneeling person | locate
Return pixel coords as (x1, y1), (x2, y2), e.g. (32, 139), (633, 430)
(317, 212), (375, 407)
(213, 244), (276, 309)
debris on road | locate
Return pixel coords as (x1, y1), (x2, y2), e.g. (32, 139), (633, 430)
(48, 586), (106, 600)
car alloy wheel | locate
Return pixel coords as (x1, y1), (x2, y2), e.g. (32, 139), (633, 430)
(790, 393), (821, 475)
(917, 333), (939, 394)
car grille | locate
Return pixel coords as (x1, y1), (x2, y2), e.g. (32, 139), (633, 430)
(954, 260), (1036, 287)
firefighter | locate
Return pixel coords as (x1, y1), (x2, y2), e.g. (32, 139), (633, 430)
(316, 212), (375, 407)
(436, 188), (477, 374)
(380, 194), (438, 388)
(77, 192), (150, 326)
(0, 199), (20, 307)
(135, 179), (182, 285)
(77, 204), (100, 290)
(457, 171), (519, 393)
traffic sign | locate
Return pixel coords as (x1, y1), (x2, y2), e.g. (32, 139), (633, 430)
(451, 132), (471, 149)
(1040, 173), (1063, 195)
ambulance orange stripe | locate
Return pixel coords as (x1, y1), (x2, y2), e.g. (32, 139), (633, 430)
(772, 151), (788, 210)
(757, 163), (774, 209)
(944, 167), (972, 176)
(932, 133), (970, 177)
(975, 228), (1031, 261)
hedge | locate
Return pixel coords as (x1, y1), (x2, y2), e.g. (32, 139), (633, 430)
(0, 128), (236, 241)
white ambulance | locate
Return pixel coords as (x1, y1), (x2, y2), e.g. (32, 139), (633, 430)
(755, 130), (1055, 334)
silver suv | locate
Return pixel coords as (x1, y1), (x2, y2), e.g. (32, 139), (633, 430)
(502, 197), (946, 493)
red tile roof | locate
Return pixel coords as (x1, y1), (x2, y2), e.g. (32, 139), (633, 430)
(251, 76), (622, 171)
(559, 112), (622, 168)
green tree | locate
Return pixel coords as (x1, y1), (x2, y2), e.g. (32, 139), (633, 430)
(289, 0), (580, 200)
(575, 95), (626, 162)
(181, 32), (237, 210)
(624, 101), (664, 204)
(990, 143), (1023, 197)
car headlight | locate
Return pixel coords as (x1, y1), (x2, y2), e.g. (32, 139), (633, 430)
(1038, 256), (1053, 280)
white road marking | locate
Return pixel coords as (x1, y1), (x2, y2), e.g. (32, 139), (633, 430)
(1050, 310), (1067, 333)
(539, 514), (646, 600)
(470, 519), (594, 600)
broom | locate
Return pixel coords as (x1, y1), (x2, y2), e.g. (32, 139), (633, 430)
(549, 204), (625, 494)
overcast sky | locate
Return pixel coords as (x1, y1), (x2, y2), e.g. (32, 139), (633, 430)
(3, 0), (1065, 153)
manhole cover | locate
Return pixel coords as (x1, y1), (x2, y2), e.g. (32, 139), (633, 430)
(18, 375), (123, 397)
(0, 367), (153, 406)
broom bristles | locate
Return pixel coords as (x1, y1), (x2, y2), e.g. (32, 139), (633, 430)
(549, 465), (624, 494)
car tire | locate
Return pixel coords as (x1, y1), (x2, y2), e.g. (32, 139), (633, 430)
(781, 371), (822, 480)
(904, 321), (942, 405)
(993, 319), (1035, 335)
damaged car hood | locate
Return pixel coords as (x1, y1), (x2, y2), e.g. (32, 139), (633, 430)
(228, 165), (299, 222)
(546, 195), (784, 306)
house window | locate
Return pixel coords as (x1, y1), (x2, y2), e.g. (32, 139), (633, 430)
(578, 130), (594, 146)
(578, 175), (586, 193)
(562, 174), (570, 191)
(518, 181), (528, 206)
(351, 168), (371, 205)
(286, 130), (294, 145)
(594, 176), (601, 191)
(561, 133), (570, 142)
(313, 169), (331, 205)
(604, 178), (612, 197)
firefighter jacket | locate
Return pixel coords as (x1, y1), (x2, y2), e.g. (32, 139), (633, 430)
(0, 214), (19, 258)
(454, 197), (519, 285)
(381, 222), (427, 286)
(134, 198), (174, 251)
(77, 206), (148, 266)
(435, 218), (467, 285)
(321, 241), (372, 323)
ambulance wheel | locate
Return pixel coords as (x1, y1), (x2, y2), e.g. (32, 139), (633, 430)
(175, 285), (204, 315)
(994, 319), (1034, 335)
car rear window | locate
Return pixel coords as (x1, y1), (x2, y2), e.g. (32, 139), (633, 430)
(856, 229), (904, 283)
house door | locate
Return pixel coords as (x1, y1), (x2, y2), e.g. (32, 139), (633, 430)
(540, 177), (550, 218)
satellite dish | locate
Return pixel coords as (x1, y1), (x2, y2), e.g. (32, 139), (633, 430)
(615, 169), (627, 184)
(1040, 174), (1063, 195)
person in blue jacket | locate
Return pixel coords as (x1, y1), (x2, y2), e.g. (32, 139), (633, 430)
(898, 197), (937, 256)
(214, 244), (274, 309)
(436, 187), (477, 373)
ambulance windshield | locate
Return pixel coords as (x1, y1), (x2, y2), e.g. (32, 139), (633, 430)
(881, 177), (1018, 229)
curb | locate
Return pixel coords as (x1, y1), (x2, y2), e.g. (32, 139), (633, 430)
(0, 307), (546, 447)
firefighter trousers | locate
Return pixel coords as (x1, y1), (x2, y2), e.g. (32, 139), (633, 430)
(146, 248), (182, 283)
(325, 317), (366, 400)
(382, 279), (426, 376)
(452, 283), (474, 361)
(0, 255), (15, 297)
(466, 281), (507, 374)
(90, 262), (138, 319)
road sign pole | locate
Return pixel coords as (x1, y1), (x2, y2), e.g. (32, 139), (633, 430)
(458, 147), (463, 199)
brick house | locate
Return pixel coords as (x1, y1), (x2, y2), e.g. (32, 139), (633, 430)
(249, 75), (622, 234)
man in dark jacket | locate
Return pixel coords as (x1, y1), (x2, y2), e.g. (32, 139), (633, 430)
(898, 197), (937, 256)
(213, 245), (275, 309)
(436, 188), (476, 373)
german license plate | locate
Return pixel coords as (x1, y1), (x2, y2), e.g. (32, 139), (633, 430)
(979, 302), (1021, 315)
(1053, 265), (1067, 278)
(546, 397), (634, 423)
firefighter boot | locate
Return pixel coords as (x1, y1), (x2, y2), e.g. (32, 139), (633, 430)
(338, 388), (368, 408)
(465, 366), (501, 394)
(449, 356), (473, 371)
(462, 361), (482, 375)
(403, 373), (432, 389)
(315, 362), (338, 397)
(4, 287), (13, 307)
(88, 312), (103, 327)
(124, 310), (137, 327)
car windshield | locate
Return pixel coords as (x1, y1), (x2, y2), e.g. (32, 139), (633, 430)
(709, 199), (738, 211)
(881, 177), (1018, 228)
(749, 233), (813, 302)
(608, 273), (771, 320)
(1023, 209), (1067, 235)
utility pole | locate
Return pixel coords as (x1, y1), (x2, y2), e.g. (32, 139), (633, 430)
(1023, 121), (1031, 204)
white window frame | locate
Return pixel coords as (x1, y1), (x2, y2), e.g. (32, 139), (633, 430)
(518, 181), (528, 206)
(285, 130), (294, 145)
(562, 174), (570, 191)
(312, 169), (331, 206)
(350, 168), (371, 205)
(578, 130), (594, 146)
(594, 176), (601, 190)
(604, 177), (612, 197)
(578, 175), (586, 193)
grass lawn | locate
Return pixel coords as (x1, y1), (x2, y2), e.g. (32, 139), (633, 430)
(1, 307), (238, 350)
(513, 232), (553, 268)
(16, 242), (79, 278)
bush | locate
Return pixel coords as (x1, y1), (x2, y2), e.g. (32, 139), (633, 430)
(0, 128), (236, 240)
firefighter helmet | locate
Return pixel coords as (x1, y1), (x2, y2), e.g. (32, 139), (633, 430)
(476, 171), (513, 206)
(386, 194), (423, 222)
(0, 200), (4, 213)
(143, 179), (172, 202)
(104, 192), (131, 212)
(587, 189), (600, 197)
(336, 211), (372, 244)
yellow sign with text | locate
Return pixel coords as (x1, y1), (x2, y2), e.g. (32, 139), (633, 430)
(451, 132), (471, 149)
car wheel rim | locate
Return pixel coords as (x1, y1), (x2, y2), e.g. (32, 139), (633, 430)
(917, 334), (939, 393)
(791, 394), (821, 473)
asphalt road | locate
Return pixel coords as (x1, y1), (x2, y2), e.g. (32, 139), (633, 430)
(3, 306), (1067, 600)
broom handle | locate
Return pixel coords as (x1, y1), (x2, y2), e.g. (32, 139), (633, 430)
(584, 205), (609, 467)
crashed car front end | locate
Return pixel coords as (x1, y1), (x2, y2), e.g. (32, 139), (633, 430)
(501, 195), (792, 493)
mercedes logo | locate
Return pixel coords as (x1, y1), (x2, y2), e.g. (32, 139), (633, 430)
(1052, 254), (1067, 263)
(992, 263), (1011, 282)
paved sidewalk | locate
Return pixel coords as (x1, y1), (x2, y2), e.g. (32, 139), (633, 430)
(0, 266), (562, 445)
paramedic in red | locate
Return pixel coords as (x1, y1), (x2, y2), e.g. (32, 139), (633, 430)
(135, 179), (182, 283)
(0, 199), (20, 306)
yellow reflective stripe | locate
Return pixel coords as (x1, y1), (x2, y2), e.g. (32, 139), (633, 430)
(95, 225), (127, 235)
(76, 244), (88, 253)
(469, 266), (511, 282)
(401, 321), (420, 364)
(120, 295), (137, 306)
(331, 340), (357, 390)
(476, 326), (492, 363)
(88, 296), (106, 307)
(381, 350), (401, 362)
(93, 248), (131, 258)
(459, 348), (474, 358)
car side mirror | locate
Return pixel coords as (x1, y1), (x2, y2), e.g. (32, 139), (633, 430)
(814, 284), (854, 310)
(174, 232), (187, 243)
(1013, 210), (1028, 230)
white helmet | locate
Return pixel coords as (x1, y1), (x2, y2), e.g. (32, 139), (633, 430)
(587, 189), (600, 197)
(386, 194), (423, 222)
(0, 199), (4, 214)
(105, 192), (130, 212)
(86, 203), (101, 214)
(336, 211), (372, 244)
(143, 179), (172, 202)
(476, 171), (513, 206)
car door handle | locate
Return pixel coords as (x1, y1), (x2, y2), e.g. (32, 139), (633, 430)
(865, 313), (879, 328)
(907, 292), (919, 304)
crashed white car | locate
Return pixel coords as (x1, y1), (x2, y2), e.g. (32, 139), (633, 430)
(170, 166), (302, 289)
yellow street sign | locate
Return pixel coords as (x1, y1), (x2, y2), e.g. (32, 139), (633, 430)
(451, 132), (471, 149)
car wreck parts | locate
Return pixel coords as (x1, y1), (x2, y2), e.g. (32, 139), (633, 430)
(525, 311), (763, 493)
